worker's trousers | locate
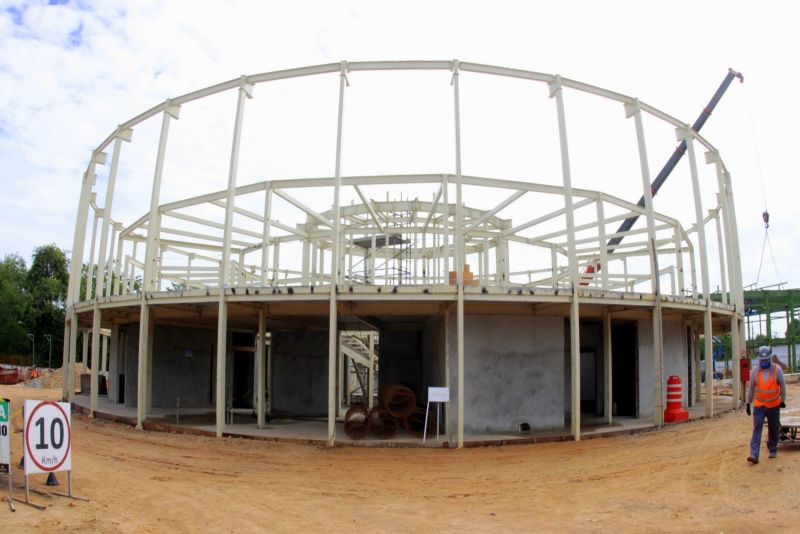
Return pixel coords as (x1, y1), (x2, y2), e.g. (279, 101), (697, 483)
(749, 405), (781, 458)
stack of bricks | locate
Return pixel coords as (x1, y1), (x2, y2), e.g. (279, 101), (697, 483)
(449, 264), (479, 287)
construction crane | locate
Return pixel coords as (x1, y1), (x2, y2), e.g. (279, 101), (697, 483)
(581, 68), (744, 285)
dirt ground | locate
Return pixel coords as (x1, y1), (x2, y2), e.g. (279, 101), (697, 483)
(1, 383), (799, 533)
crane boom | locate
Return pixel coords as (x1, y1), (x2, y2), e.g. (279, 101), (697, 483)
(581, 68), (743, 284)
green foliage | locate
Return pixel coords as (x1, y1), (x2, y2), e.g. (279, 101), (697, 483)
(0, 244), (70, 366)
(0, 254), (30, 355)
(26, 245), (69, 365)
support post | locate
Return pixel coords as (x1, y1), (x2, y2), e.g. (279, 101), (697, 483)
(216, 78), (253, 438)
(91, 131), (128, 415)
(682, 127), (713, 417)
(328, 62), (348, 447)
(257, 306), (266, 429)
(138, 101), (180, 430)
(551, 75), (581, 440)
(596, 195), (608, 290)
(64, 152), (104, 400)
(629, 99), (663, 427)
(261, 182), (272, 286)
(452, 60), (466, 448)
(709, 151), (744, 406)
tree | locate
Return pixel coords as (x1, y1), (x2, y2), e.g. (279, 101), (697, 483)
(0, 254), (30, 355)
(27, 244), (69, 366)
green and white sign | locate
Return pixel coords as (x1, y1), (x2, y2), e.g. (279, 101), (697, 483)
(0, 398), (9, 466)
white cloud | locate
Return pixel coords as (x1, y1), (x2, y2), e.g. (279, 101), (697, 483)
(0, 0), (796, 297)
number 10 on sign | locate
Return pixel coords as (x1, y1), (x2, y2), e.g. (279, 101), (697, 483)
(24, 400), (72, 475)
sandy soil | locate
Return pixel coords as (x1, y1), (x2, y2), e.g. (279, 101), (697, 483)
(1, 383), (799, 533)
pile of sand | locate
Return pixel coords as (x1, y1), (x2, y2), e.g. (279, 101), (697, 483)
(28, 363), (88, 390)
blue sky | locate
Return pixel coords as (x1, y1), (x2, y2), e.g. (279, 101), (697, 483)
(0, 0), (798, 292)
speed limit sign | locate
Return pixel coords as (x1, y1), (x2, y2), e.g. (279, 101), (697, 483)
(23, 400), (72, 475)
(0, 398), (10, 467)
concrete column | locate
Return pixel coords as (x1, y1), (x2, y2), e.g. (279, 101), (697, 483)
(136, 303), (150, 429)
(704, 309), (714, 416)
(66, 318), (78, 402)
(694, 328), (702, 404)
(731, 315), (741, 406)
(368, 331), (375, 409)
(90, 307), (101, 416)
(328, 62), (348, 447)
(257, 307), (266, 429)
(101, 333), (108, 373)
(444, 306), (452, 443)
(61, 320), (71, 400)
(550, 75), (581, 440)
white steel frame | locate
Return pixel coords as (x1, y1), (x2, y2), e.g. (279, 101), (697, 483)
(62, 60), (745, 447)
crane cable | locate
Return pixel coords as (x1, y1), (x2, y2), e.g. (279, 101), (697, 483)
(742, 85), (780, 286)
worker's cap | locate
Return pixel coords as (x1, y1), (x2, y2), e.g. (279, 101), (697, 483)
(758, 346), (772, 360)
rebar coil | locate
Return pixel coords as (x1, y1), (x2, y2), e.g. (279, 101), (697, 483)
(368, 406), (398, 439)
(379, 384), (417, 419)
(402, 405), (437, 439)
(343, 404), (371, 440)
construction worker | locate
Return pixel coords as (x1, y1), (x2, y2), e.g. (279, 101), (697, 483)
(746, 346), (787, 463)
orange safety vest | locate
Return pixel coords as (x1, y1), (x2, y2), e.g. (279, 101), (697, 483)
(753, 366), (781, 408)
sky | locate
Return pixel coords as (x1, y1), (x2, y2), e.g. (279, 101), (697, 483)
(1, 0), (798, 296)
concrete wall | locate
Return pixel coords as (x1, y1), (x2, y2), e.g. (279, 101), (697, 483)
(638, 318), (688, 417)
(449, 314), (565, 433)
(270, 330), (327, 416)
(118, 323), (223, 410)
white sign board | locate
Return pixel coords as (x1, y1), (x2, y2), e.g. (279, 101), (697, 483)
(0, 398), (10, 466)
(428, 387), (449, 403)
(24, 400), (72, 475)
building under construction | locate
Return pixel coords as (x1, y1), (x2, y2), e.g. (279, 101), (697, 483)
(62, 61), (747, 447)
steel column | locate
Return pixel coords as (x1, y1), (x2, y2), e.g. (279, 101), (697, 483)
(452, 60), (466, 448)
(683, 130), (714, 417)
(328, 62), (348, 447)
(629, 100), (663, 427)
(551, 75), (581, 440)
(217, 79), (252, 437)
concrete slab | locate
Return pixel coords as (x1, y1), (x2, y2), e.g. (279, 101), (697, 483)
(72, 393), (740, 448)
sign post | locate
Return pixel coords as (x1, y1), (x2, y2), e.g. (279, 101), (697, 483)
(423, 387), (449, 444)
(23, 400), (87, 506)
(1, 397), (14, 511)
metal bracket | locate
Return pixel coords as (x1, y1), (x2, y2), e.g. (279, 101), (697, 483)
(239, 75), (254, 99)
(450, 59), (460, 86)
(164, 99), (181, 119)
(624, 98), (641, 119)
(547, 75), (562, 98)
